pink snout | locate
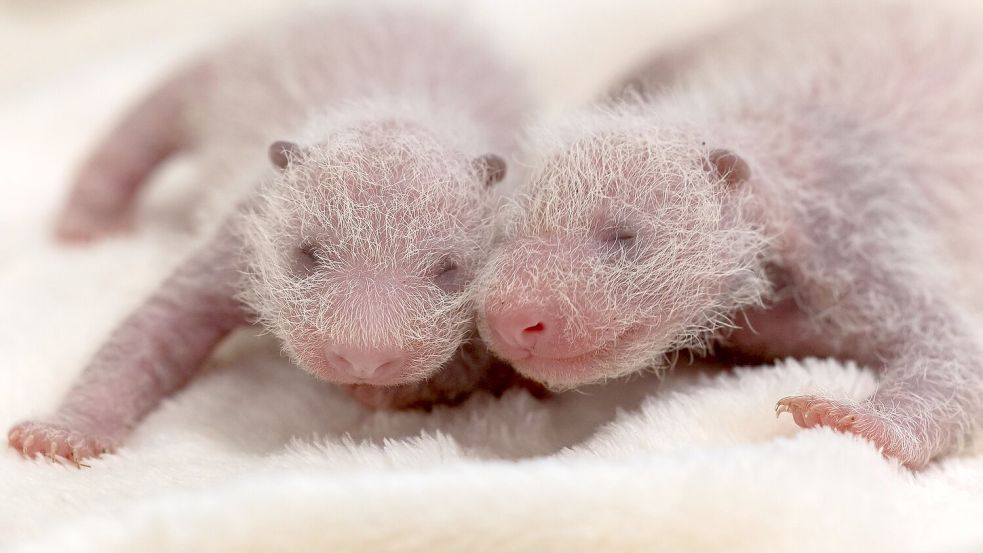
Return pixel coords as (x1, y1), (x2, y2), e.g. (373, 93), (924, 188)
(326, 345), (406, 381)
(484, 305), (586, 359)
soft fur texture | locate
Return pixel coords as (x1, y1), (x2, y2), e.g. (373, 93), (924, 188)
(476, 0), (983, 467)
(479, 109), (773, 386)
(207, 8), (530, 384)
(6, 2), (537, 465)
(238, 103), (499, 383)
(5, 0), (983, 551)
(7, 353), (983, 553)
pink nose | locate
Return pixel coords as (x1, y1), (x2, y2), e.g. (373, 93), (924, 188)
(485, 307), (572, 358)
(326, 346), (406, 380)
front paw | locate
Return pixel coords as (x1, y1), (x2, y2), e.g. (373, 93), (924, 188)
(776, 395), (931, 469)
(8, 420), (117, 465)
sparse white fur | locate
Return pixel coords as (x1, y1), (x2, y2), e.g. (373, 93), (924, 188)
(239, 101), (500, 380)
(210, 7), (529, 382)
(478, 0), (983, 466)
(482, 106), (773, 383)
(186, 5), (525, 200)
(7, 3), (532, 462)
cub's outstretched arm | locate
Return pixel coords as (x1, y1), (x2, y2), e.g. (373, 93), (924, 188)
(9, 225), (246, 462)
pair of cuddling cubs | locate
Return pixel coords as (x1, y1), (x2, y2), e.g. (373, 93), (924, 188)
(10, 0), (983, 469)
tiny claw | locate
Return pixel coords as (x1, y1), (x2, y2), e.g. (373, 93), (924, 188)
(775, 399), (793, 417)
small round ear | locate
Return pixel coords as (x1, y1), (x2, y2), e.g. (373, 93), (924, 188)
(707, 149), (751, 187)
(472, 154), (507, 187)
(269, 140), (302, 170)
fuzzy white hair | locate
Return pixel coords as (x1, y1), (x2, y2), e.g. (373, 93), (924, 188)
(185, 4), (530, 383)
(186, 4), (527, 176)
(237, 105), (499, 380)
(684, 0), (983, 459)
(181, 3), (530, 236)
(482, 1), (983, 402)
(479, 102), (773, 386)
(481, 0), (983, 461)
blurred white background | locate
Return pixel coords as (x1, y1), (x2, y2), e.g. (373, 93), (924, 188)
(0, 0), (763, 230)
(1, 0), (759, 105)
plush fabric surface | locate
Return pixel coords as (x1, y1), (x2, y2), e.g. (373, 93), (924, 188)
(3, 1), (983, 551)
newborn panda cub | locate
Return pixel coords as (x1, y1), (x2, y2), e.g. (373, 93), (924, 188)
(8, 6), (532, 463)
(477, 0), (983, 468)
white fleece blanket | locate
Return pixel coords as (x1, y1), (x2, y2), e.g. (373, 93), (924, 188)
(3, 1), (983, 552)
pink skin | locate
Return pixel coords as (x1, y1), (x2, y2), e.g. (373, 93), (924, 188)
(9, 224), (246, 464)
(243, 130), (506, 386)
(482, 135), (978, 470)
(479, 143), (746, 388)
(482, 251), (650, 386)
(339, 336), (548, 410)
(13, 8), (532, 464)
(12, 131), (513, 465)
(54, 67), (198, 243)
(478, 2), (983, 468)
(12, 130), (516, 463)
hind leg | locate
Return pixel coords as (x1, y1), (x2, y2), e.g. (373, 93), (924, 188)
(56, 134), (177, 242)
(55, 65), (202, 243)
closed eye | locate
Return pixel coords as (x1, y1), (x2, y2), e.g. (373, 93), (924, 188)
(597, 226), (637, 244)
(294, 241), (320, 276)
(595, 224), (641, 264)
(433, 256), (465, 293)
